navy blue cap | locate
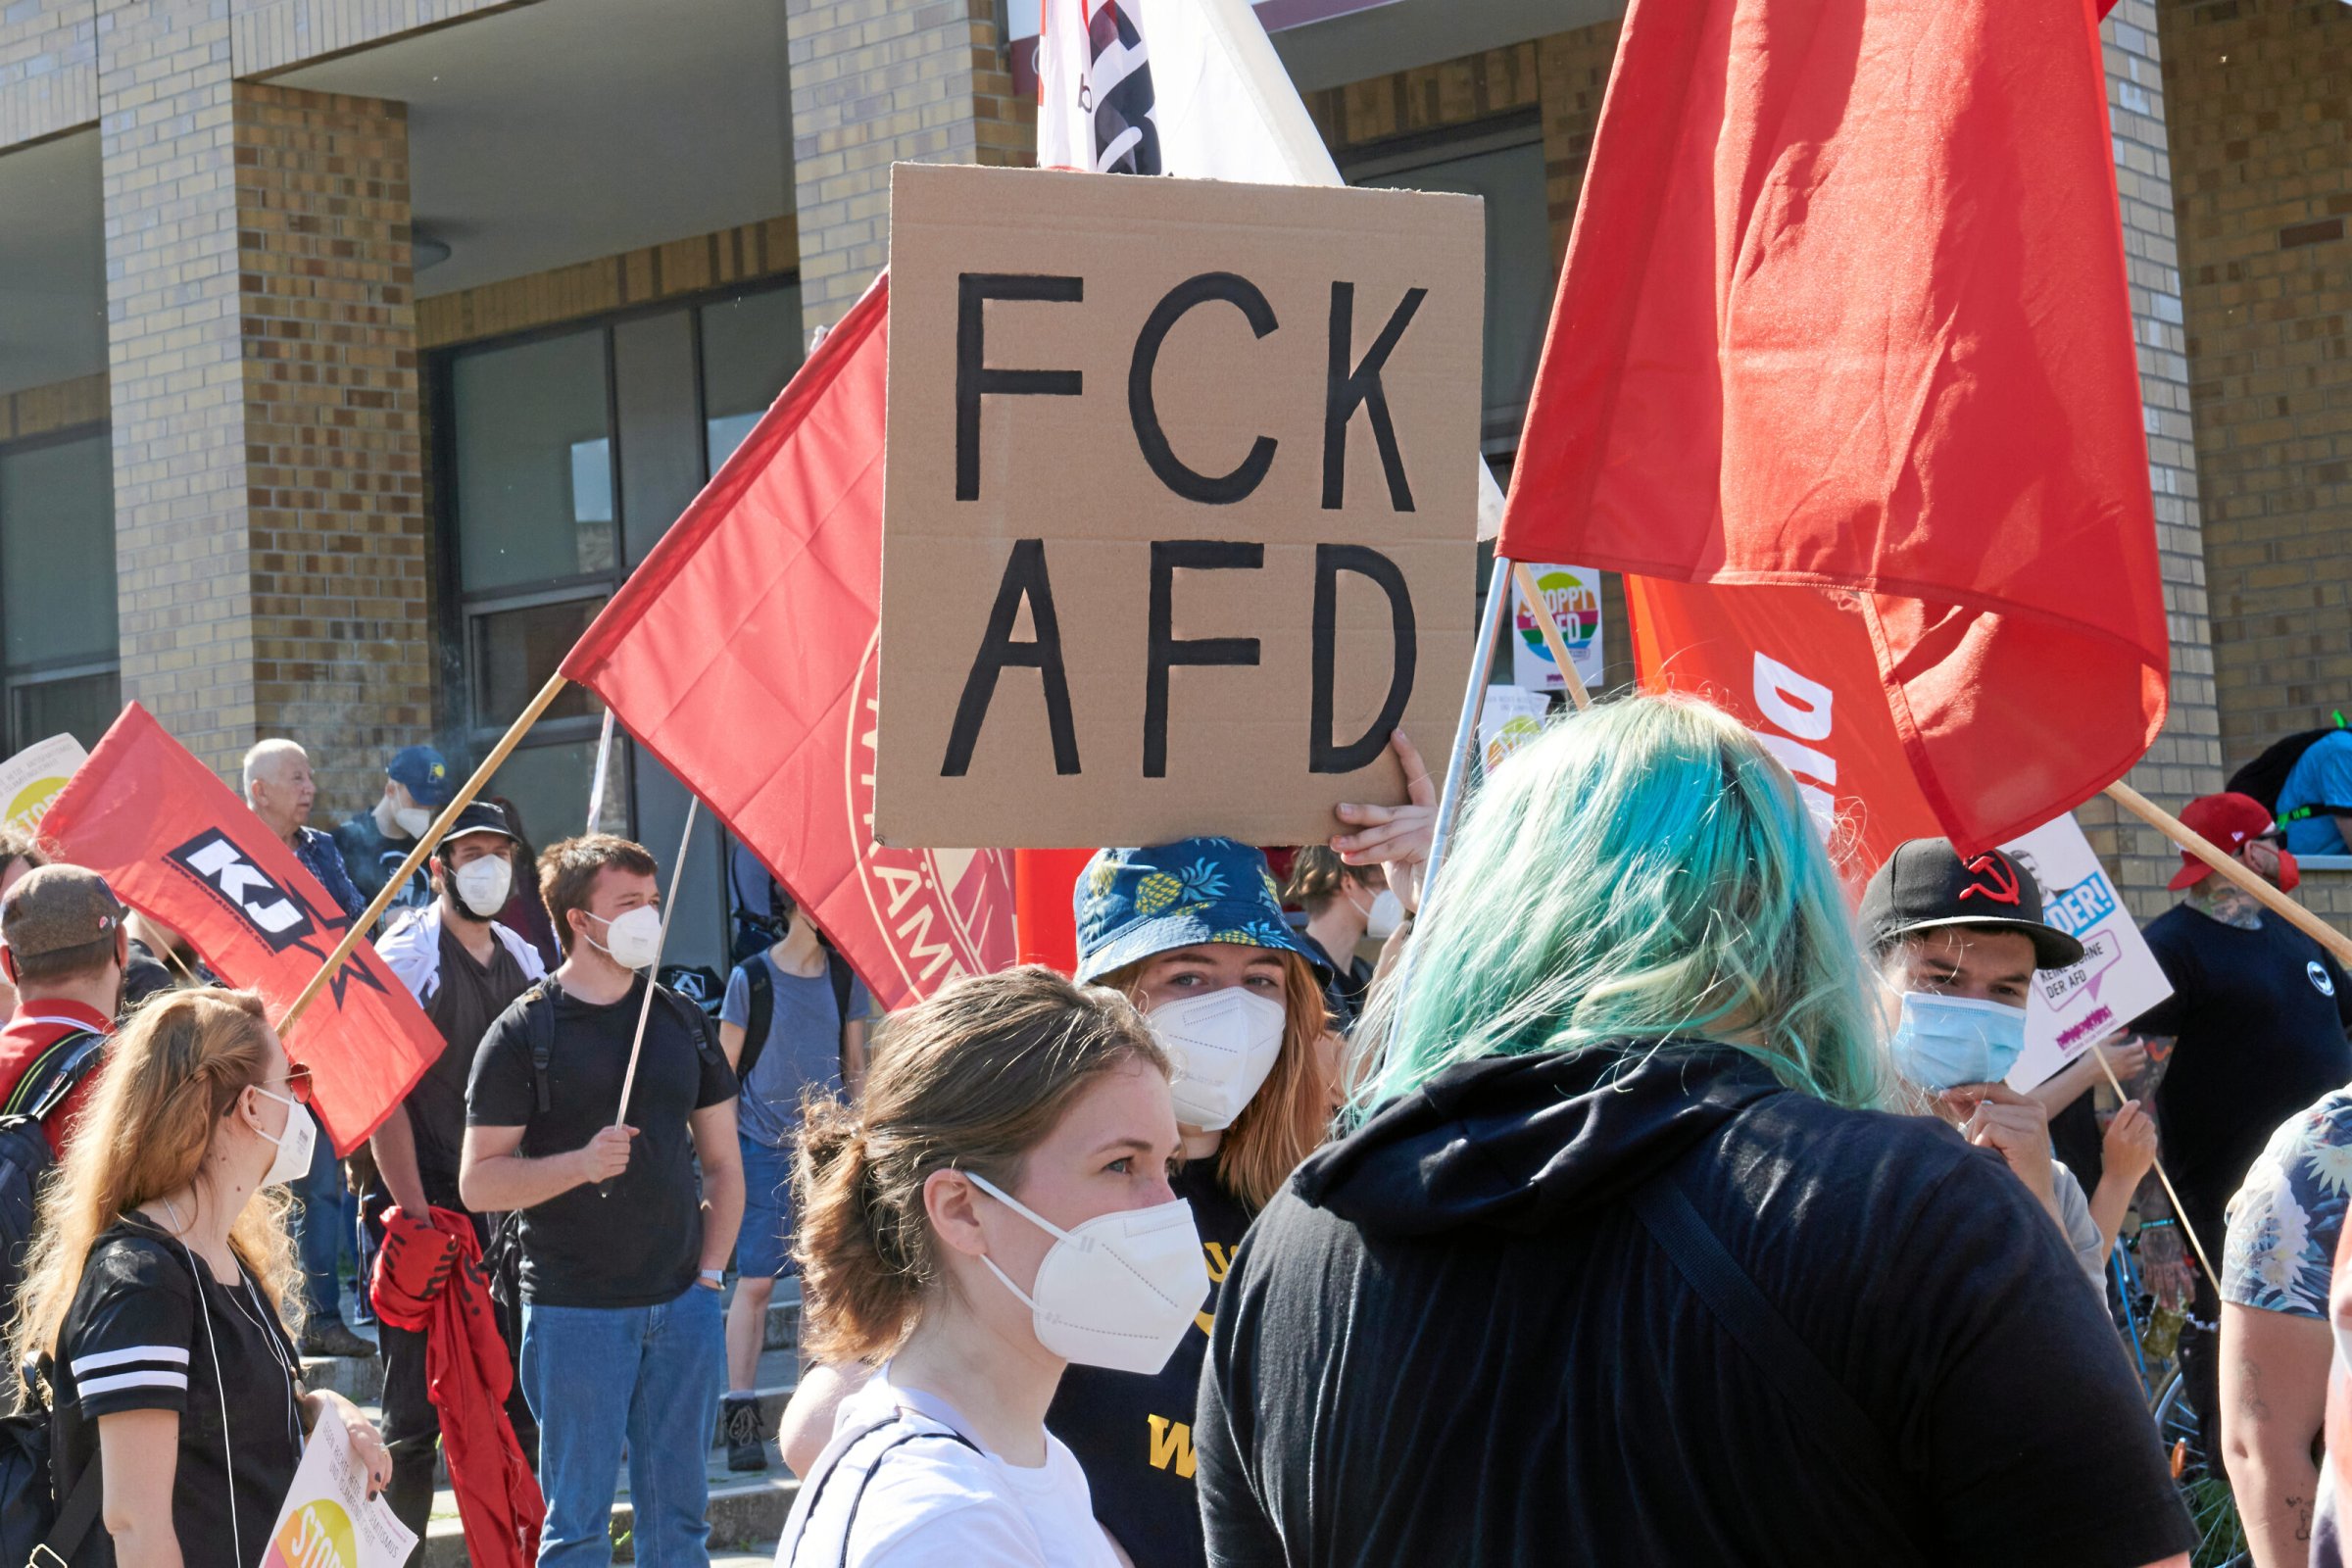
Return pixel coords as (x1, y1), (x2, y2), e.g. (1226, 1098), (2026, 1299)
(387, 745), (453, 808)
(1073, 837), (1327, 985)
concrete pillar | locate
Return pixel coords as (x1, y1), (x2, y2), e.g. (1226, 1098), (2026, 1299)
(97, 1), (428, 805)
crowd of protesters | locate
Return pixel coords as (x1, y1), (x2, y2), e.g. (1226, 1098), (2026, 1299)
(0, 693), (2348, 1568)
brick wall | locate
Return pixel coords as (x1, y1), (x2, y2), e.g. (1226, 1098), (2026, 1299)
(416, 216), (799, 348)
(0, 0), (98, 151)
(228, 0), (517, 77)
(234, 80), (432, 815)
(0, 373), (106, 442)
(784, 0), (1032, 331)
(2158, 0), (2352, 772)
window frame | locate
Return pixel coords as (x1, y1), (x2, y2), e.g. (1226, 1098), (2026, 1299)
(0, 420), (122, 755)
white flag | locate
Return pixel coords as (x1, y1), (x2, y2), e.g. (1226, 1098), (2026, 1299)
(1037, 0), (1505, 535)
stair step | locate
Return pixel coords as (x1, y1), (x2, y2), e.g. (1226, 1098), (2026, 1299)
(419, 1475), (797, 1566)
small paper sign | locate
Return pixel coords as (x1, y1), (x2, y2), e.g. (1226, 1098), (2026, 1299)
(2003, 814), (2175, 1093)
(261, 1415), (417, 1568)
(0, 733), (87, 835)
(1479, 686), (1548, 776)
(1510, 564), (1605, 695)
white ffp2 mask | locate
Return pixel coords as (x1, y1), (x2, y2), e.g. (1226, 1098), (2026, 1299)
(1148, 987), (1287, 1132)
(1364, 889), (1404, 940)
(452, 855), (513, 919)
(587, 905), (663, 970)
(966, 1171), (1207, 1375)
(393, 806), (433, 838)
(250, 1088), (317, 1189)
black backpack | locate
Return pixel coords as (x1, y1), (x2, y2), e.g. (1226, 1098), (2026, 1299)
(0, 1030), (110, 1568)
(734, 951), (856, 1084)
(2227, 719), (2348, 819)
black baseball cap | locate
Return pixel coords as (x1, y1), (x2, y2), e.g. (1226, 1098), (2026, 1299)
(437, 801), (518, 848)
(1857, 837), (2085, 970)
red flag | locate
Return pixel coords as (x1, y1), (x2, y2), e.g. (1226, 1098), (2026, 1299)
(38, 705), (442, 1153)
(1626, 577), (1938, 882)
(561, 276), (1016, 1010)
(1500, 0), (2167, 854)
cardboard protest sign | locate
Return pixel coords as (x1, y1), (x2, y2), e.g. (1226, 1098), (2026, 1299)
(0, 733), (86, 835)
(2003, 814), (2174, 1093)
(1512, 564), (1604, 695)
(263, 1416), (417, 1568)
(876, 163), (1484, 848)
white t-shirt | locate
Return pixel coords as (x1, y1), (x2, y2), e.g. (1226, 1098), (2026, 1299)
(2050, 1159), (2105, 1285)
(775, 1369), (1119, 1568)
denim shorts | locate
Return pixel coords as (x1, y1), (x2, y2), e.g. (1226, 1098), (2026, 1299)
(734, 1132), (795, 1280)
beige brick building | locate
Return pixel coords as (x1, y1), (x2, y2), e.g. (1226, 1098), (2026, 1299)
(0, 0), (2345, 969)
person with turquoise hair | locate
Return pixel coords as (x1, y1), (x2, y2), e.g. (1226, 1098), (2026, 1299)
(1195, 694), (2195, 1568)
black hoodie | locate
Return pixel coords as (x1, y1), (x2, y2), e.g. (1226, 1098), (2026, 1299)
(1196, 1045), (2192, 1568)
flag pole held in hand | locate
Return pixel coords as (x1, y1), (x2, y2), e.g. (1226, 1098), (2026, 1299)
(280, 672), (572, 1035)
(600, 799), (698, 1197)
(2104, 780), (2352, 966)
(2085, 1043), (2215, 1284)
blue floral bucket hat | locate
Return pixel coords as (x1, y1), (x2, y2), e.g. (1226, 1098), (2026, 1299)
(1073, 837), (1328, 986)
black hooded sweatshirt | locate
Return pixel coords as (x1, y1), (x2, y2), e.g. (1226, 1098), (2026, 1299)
(1196, 1045), (2193, 1568)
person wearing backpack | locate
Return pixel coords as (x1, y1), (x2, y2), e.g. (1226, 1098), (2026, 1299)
(2277, 724), (2352, 857)
(0, 866), (134, 1157)
(713, 890), (870, 1473)
(461, 833), (744, 1568)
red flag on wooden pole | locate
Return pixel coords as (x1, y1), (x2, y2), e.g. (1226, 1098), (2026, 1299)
(560, 276), (1016, 1009)
(40, 704), (444, 1152)
(1501, 0), (2166, 854)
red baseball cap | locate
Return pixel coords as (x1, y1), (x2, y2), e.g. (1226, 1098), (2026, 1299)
(2168, 792), (2277, 890)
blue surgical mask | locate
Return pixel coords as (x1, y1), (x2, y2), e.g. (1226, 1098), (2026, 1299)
(1888, 992), (2029, 1089)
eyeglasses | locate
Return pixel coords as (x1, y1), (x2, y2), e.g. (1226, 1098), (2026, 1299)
(280, 1063), (316, 1106)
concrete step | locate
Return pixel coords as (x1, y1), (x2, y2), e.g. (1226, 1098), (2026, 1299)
(420, 1467), (798, 1565)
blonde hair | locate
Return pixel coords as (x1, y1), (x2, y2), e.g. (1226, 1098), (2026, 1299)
(1101, 949), (1331, 1211)
(8, 990), (305, 1376)
(793, 966), (1164, 1365)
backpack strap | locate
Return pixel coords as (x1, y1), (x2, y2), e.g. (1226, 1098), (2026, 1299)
(40, 1459), (105, 1562)
(1627, 1162), (1906, 1506)
(825, 951), (856, 1032)
(738, 961), (775, 1084)
(516, 983), (557, 1116)
(782, 1415), (982, 1568)
(4, 1029), (106, 1122)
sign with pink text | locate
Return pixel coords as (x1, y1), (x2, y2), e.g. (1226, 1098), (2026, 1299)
(2002, 814), (2173, 1093)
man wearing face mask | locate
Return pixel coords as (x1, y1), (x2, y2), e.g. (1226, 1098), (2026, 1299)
(368, 801), (548, 1550)
(336, 745), (454, 918)
(1860, 840), (2155, 1286)
(463, 833), (743, 1568)
(1282, 848), (1396, 1034)
(2128, 791), (2352, 1470)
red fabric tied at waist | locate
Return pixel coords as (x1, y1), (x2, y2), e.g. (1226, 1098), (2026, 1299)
(370, 1205), (460, 1331)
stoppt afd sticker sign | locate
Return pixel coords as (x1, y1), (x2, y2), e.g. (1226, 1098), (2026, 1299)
(876, 163), (1484, 848)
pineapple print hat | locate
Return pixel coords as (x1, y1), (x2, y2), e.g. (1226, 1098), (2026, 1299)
(1072, 837), (1329, 987)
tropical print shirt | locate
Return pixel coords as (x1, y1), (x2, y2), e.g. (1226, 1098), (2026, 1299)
(2224, 1083), (2352, 1318)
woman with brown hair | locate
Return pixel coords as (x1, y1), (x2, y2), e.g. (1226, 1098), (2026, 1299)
(776, 965), (1200, 1566)
(9, 988), (391, 1567)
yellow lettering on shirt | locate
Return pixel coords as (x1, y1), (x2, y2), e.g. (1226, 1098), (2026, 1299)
(1147, 1414), (1198, 1479)
(1203, 1242), (1234, 1284)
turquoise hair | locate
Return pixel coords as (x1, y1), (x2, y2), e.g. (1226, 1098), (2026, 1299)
(1355, 693), (1889, 1113)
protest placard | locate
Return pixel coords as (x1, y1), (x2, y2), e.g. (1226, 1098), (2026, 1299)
(0, 733), (86, 835)
(875, 163), (1484, 848)
(262, 1414), (416, 1568)
(1479, 687), (1547, 777)
(1511, 565), (1604, 695)
(2003, 813), (2174, 1093)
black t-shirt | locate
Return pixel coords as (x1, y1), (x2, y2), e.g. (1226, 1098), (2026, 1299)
(1047, 1158), (1253, 1568)
(1199, 1049), (2194, 1568)
(50, 1215), (305, 1568)
(412, 922), (529, 1202)
(2132, 905), (2352, 1252)
(1294, 933), (1374, 1035)
(466, 974), (737, 1307)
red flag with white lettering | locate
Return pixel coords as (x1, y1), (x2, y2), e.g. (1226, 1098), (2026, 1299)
(561, 276), (1016, 1009)
(38, 704), (443, 1153)
(1502, 0), (2167, 853)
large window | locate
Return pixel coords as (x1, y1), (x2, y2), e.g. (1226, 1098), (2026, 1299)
(435, 281), (804, 969)
(0, 429), (120, 753)
(1354, 121), (1553, 455)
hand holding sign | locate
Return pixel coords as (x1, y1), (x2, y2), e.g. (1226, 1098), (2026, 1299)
(1332, 730), (1436, 915)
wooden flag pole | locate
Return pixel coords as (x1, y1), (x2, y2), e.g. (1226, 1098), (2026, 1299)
(2104, 780), (2352, 966)
(2087, 1043), (2216, 1284)
(608, 800), (698, 1131)
(1509, 560), (1592, 712)
(278, 671), (572, 1034)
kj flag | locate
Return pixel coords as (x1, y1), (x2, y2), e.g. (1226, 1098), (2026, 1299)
(1501, 0), (2168, 854)
(561, 277), (1016, 1010)
(39, 705), (443, 1153)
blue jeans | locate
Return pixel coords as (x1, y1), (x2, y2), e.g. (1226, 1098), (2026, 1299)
(520, 1284), (725, 1568)
(294, 1132), (346, 1323)
(733, 1135), (794, 1281)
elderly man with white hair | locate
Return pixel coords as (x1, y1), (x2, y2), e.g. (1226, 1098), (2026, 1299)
(243, 738), (366, 922)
